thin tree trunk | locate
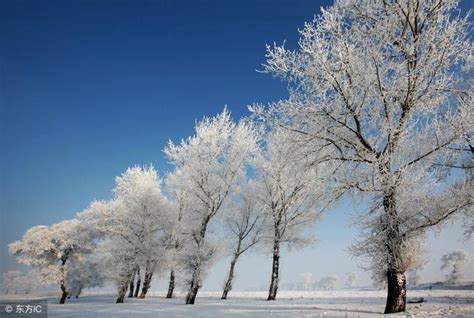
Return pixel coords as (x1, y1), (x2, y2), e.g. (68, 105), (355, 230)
(222, 240), (241, 300)
(76, 286), (82, 299)
(384, 270), (406, 313)
(139, 270), (153, 298)
(128, 268), (137, 298)
(166, 270), (175, 299)
(185, 218), (210, 304)
(134, 267), (141, 298)
(221, 257), (239, 299)
(128, 280), (134, 298)
(58, 248), (71, 304)
(267, 237), (280, 301)
(116, 280), (129, 303)
(59, 283), (68, 304)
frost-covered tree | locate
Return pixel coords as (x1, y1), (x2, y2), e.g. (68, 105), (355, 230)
(80, 166), (172, 303)
(407, 262), (426, 287)
(9, 219), (96, 304)
(160, 184), (188, 299)
(2, 270), (21, 294)
(318, 275), (338, 291)
(251, 0), (473, 313)
(165, 108), (259, 304)
(2, 270), (39, 294)
(300, 272), (314, 291)
(221, 182), (265, 299)
(346, 272), (357, 288)
(253, 128), (334, 300)
(440, 250), (471, 285)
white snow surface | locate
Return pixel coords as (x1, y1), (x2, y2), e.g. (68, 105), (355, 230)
(2, 289), (473, 317)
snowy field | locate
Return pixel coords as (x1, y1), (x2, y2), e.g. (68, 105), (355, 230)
(3, 289), (473, 317)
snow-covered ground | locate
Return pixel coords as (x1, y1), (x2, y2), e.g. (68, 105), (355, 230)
(2, 289), (473, 317)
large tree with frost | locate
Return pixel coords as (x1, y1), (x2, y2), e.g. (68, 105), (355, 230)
(252, 0), (473, 313)
(9, 219), (96, 304)
(164, 108), (258, 304)
(80, 166), (172, 303)
(253, 128), (334, 300)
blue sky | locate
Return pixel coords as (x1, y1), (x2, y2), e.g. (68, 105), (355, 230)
(1, 0), (472, 290)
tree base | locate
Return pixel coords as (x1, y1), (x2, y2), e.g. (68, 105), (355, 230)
(384, 271), (406, 314)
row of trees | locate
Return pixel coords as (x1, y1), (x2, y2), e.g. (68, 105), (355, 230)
(9, 110), (333, 305)
(6, 0), (473, 314)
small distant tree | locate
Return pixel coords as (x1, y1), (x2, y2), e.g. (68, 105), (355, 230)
(300, 272), (314, 291)
(221, 182), (265, 299)
(165, 109), (259, 304)
(441, 250), (471, 285)
(318, 275), (338, 291)
(2, 270), (21, 294)
(346, 272), (357, 288)
(407, 263), (426, 287)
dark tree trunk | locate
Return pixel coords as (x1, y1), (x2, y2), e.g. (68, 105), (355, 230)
(222, 249), (240, 299)
(185, 217), (211, 304)
(128, 268), (136, 298)
(116, 281), (129, 303)
(134, 267), (141, 298)
(139, 271), (153, 299)
(185, 264), (203, 305)
(75, 288), (81, 299)
(267, 238), (280, 301)
(59, 283), (68, 304)
(384, 270), (406, 314)
(166, 270), (175, 299)
(185, 277), (200, 305)
(59, 249), (72, 305)
(128, 280), (134, 298)
(381, 186), (406, 314)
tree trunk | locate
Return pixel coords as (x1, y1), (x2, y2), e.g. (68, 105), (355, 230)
(139, 271), (153, 298)
(267, 238), (280, 301)
(128, 268), (136, 298)
(222, 251), (240, 299)
(185, 218), (211, 304)
(134, 267), (141, 298)
(384, 270), (406, 314)
(381, 186), (406, 314)
(185, 264), (203, 305)
(116, 281), (129, 303)
(59, 283), (68, 304)
(76, 286), (82, 299)
(128, 280), (134, 298)
(166, 270), (175, 299)
(185, 275), (200, 305)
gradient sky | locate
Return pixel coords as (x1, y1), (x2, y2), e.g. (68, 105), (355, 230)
(1, 0), (472, 291)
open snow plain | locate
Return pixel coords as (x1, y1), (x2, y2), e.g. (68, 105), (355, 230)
(4, 289), (472, 318)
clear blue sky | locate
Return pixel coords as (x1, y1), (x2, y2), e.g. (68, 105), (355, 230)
(1, 0), (472, 290)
